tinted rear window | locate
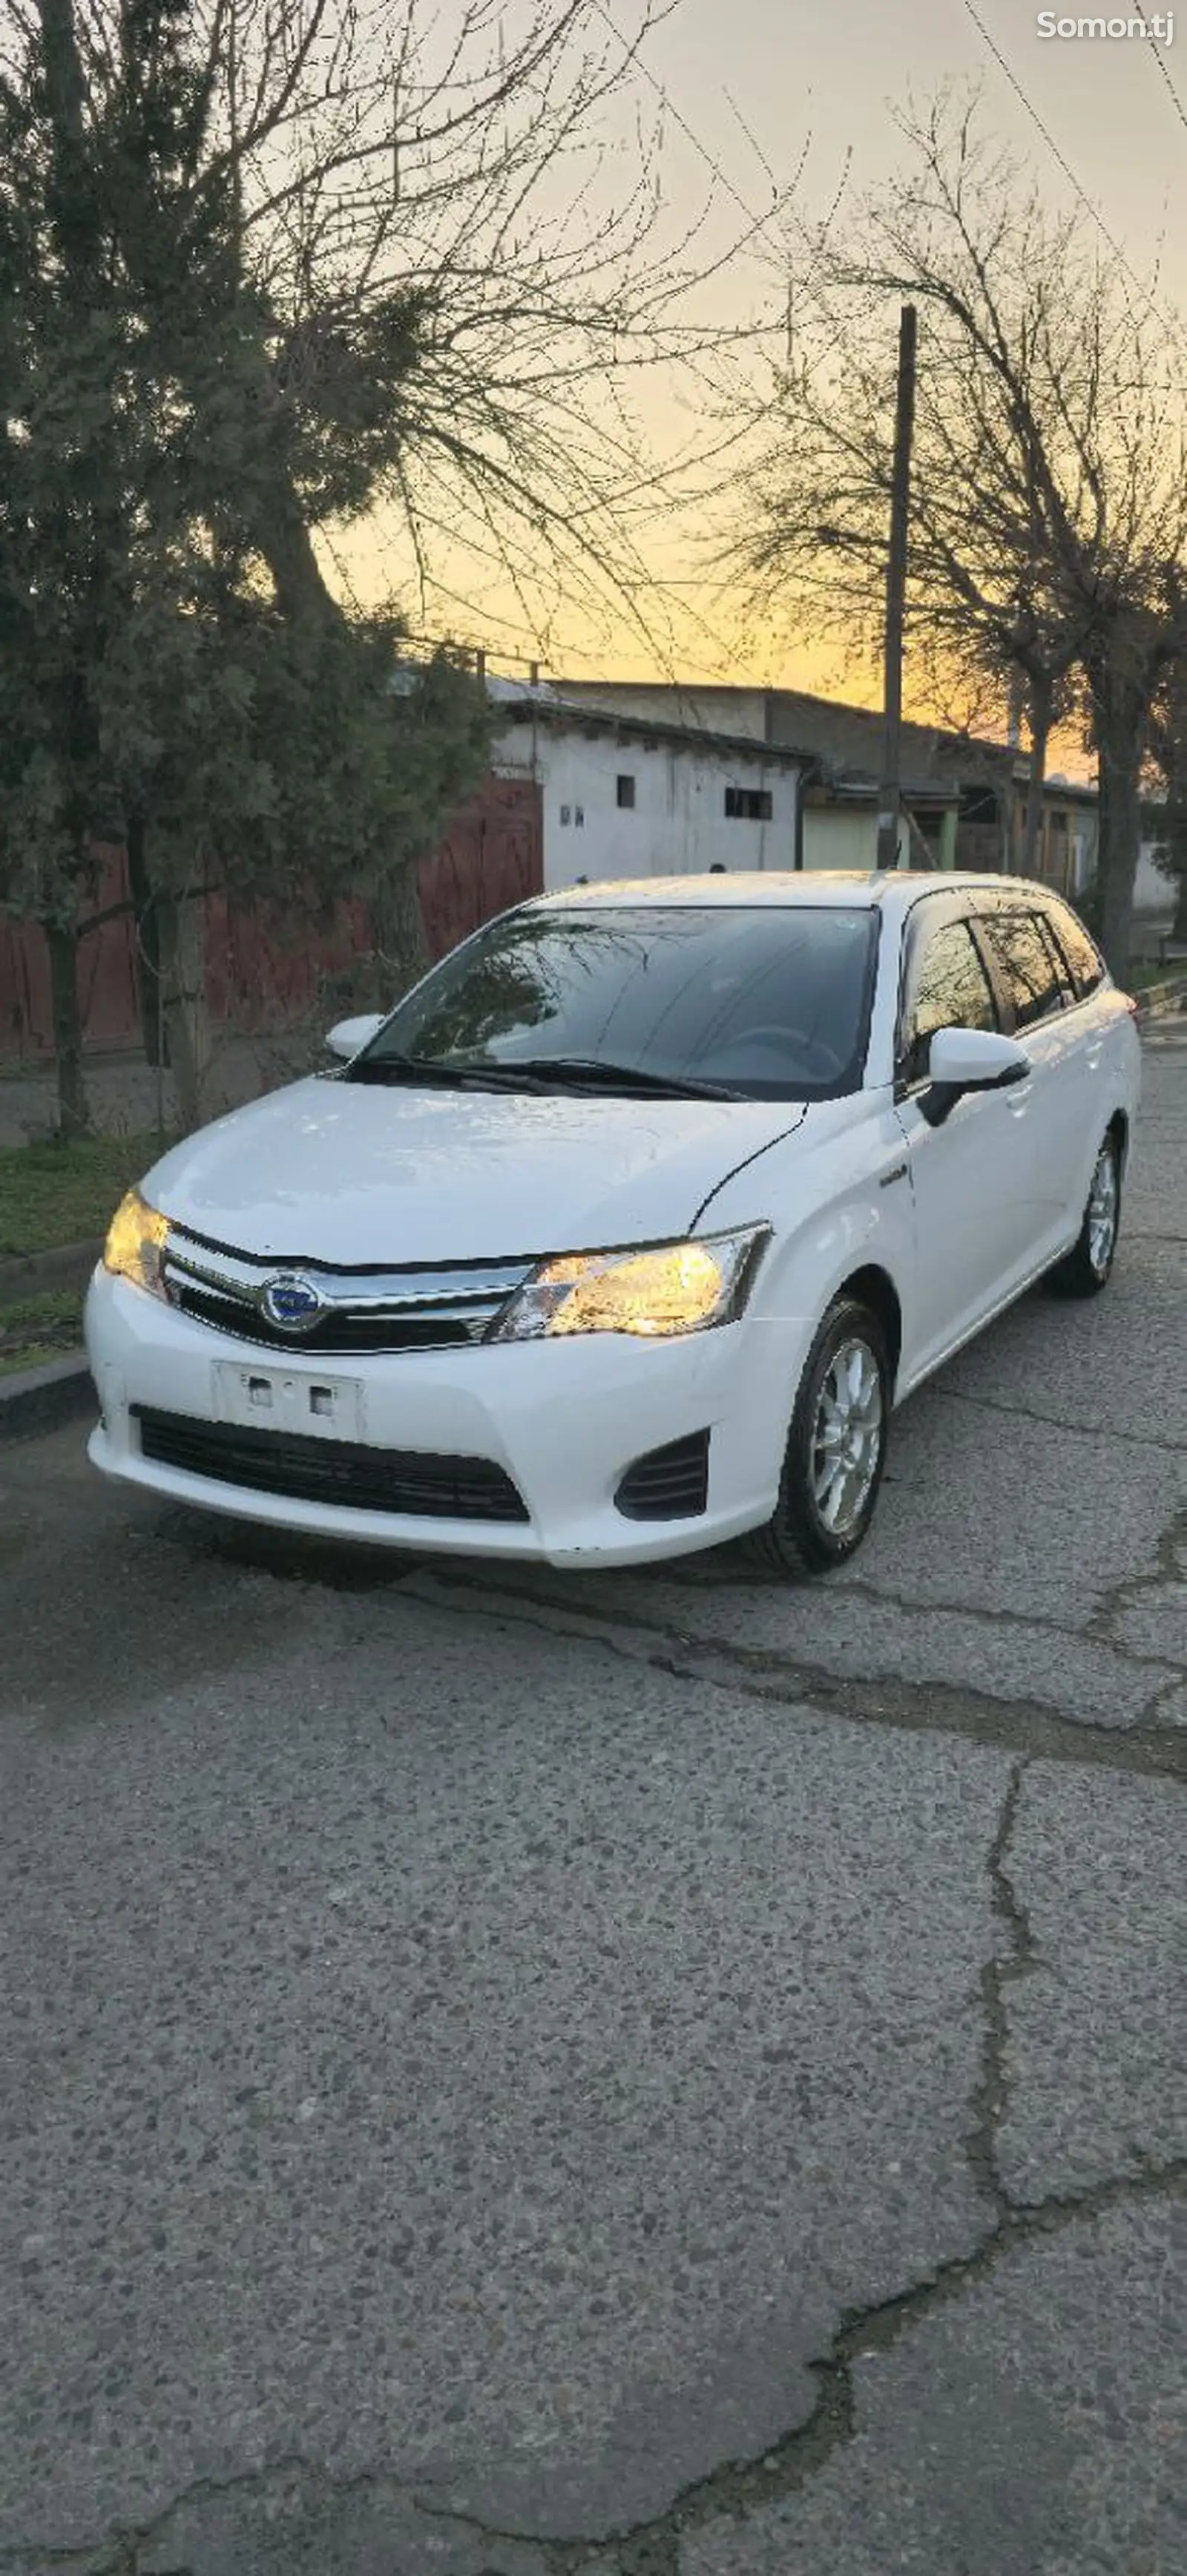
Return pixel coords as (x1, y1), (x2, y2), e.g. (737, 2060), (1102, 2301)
(980, 910), (1071, 1029)
(1042, 897), (1106, 999)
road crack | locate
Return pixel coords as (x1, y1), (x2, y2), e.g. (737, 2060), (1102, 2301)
(19, 2174), (1182, 2576)
(940, 1387), (1187, 1453)
(394, 1570), (1187, 1784)
(1085, 1505), (1187, 1647)
(964, 1760), (1038, 2220)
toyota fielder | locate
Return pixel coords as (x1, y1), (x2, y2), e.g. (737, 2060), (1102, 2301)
(86, 872), (1140, 1576)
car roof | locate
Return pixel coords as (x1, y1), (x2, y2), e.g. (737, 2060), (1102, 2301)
(523, 871), (1056, 915)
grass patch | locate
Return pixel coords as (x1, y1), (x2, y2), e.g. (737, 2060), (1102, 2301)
(0, 1130), (176, 1259)
(0, 1285), (83, 1374)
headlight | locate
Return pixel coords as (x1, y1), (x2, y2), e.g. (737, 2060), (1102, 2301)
(102, 1190), (169, 1297)
(493, 1225), (769, 1342)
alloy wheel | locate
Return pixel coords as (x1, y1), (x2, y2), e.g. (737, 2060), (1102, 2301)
(809, 1335), (884, 1538)
(1087, 1144), (1119, 1276)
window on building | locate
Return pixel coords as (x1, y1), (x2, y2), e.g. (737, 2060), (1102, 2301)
(616, 774), (636, 809)
(901, 919), (997, 1086)
(724, 786), (774, 822)
(959, 784), (999, 826)
(981, 909), (1071, 1029)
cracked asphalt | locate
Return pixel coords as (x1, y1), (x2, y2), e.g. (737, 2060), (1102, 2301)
(1, 1043), (1184, 2576)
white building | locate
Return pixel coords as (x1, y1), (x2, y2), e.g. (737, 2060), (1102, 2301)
(490, 685), (811, 889)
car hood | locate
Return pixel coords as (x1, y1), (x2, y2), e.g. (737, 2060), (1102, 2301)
(140, 1076), (809, 1265)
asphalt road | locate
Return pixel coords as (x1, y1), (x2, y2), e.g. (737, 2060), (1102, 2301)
(1, 1043), (1185, 2576)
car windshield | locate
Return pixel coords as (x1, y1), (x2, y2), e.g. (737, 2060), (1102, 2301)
(349, 904), (878, 1101)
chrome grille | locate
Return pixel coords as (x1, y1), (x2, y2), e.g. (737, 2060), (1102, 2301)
(161, 1225), (535, 1357)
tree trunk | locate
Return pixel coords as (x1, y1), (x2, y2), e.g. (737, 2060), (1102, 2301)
(371, 862), (429, 1008)
(44, 917), (89, 1137)
(1160, 811), (1187, 943)
(1096, 738), (1142, 986)
(156, 891), (211, 1133)
(1022, 678), (1052, 879)
(1091, 664), (1148, 987)
(997, 784), (1013, 874)
(253, 485), (345, 629)
(1174, 859), (1187, 945)
(125, 813), (166, 1066)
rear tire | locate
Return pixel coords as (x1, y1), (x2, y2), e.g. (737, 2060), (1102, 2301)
(1045, 1133), (1121, 1299)
(744, 1295), (890, 1578)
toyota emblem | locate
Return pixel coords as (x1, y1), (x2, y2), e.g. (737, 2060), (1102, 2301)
(260, 1272), (324, 1332)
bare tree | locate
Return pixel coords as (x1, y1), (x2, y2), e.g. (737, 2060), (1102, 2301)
(734, 92), (1187, 975)
(1145, 661), (1187, 948)
(20, 0), (763, 648)
(3, 0), (777, 1124)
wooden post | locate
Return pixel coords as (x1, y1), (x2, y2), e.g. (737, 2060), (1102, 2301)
(876, 306), (918, 871)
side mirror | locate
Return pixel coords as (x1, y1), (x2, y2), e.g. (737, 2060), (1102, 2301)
(921, 1026), (1030, 1128)
(325, 1012), (385, 1063)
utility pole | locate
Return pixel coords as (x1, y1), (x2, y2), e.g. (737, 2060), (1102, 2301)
(876, 305), (918, 871)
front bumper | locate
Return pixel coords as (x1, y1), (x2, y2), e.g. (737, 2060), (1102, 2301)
(85, 1269), (799, 1568)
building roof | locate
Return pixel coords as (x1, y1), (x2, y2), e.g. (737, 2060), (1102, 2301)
(811, 769), (961, 810)
(476, 669), (1100, 804)
(496, 688), (817, 772)
(550, 675), (1098, 799)
(760, 686), (1024, 784)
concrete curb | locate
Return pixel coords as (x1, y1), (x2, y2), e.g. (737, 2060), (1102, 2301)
(0, 1236), (102, 1298)
(1134, 974), (1187, 1023)
(0, 1352), (95, 1442)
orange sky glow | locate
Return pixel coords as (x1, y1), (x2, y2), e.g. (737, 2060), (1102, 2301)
(325, 0), (1187, 765)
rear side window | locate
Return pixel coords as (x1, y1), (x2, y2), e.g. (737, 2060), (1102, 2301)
(1042, 897), (1106, 1000)
(902, 917), (997, 1085)
(980, 910), (1071, 1029)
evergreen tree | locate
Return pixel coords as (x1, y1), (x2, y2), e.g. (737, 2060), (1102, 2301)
(0, 1), (490, 1130)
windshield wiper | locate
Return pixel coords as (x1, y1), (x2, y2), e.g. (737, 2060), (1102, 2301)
(347, 1052), (558, 1092)
(348, 1051), (743, 1099)
(499, 1055), (745, 1101)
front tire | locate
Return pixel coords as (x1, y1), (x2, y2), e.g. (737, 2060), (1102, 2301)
(1045, 1133), (1121, 1299)
(745, 1295), (890, 1578)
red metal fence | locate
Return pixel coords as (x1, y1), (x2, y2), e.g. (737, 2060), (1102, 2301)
(0, 773), (542, 1065)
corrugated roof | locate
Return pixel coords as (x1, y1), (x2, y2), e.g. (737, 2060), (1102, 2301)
(497, 691), (816, 770)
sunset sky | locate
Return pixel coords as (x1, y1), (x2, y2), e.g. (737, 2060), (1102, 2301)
(330, 0), (1187, 728)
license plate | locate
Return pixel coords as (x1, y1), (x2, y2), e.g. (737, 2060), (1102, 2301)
(211, 1360), (364, 1441)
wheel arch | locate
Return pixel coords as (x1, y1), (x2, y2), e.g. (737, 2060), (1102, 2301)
(832, 1262), (903, 1396)
(1106, 1106), (1130, 1173)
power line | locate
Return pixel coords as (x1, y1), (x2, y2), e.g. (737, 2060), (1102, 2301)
(1133, 6), (1187, 141)
(587, 0), (804, 268)
(960, 0), (1180, 334)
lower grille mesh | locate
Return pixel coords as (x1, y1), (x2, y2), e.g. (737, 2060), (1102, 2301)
(134, 1407), (529, 1523)
(614, 1429), (710, 1521)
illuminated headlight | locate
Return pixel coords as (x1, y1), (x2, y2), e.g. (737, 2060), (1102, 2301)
(492, 1225), (770, 1343)
(102, 1190), (170, 1297)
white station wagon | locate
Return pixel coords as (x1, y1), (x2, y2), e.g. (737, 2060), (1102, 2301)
(87, 872), (1140, 1577)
